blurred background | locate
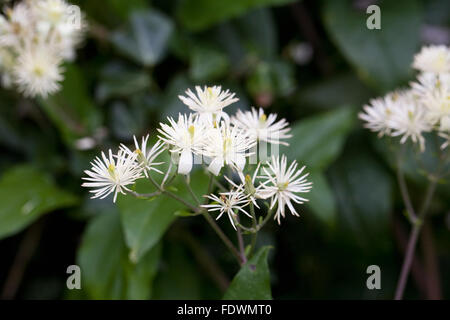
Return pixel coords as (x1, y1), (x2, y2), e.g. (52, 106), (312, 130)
(0, 0), (449, 299)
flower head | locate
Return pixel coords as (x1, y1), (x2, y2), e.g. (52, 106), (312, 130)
(259, 155), (312, 224)
(359, 93), (397, 137)
(82, 149), (143, 203)
(178, 86), (238, 123)
(13, 43), (63, 98)
(157, 113), (205, 175)
(387, 90), (432, 152)
(202, 122), (256, 176)
(412, 45), (450, 74)
(120, 135), (165, 177)
(411, 73), (450, 126)
(202, 187), (252, 230)
(231, 107), (292, 145)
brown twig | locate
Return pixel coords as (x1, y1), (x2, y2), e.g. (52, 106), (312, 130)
(1, 220), (45, 299)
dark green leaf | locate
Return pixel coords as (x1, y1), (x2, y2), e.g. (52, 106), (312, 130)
(0, 166), (78, 240)
(223, 246), (272, 300)
(177, 0), (296, 32)
(280, 107), (356, 170)
(189, 46), (229, 82)
(38, 64), (102, 146)
(328, 146), (393, 250)
(307, 170), (336, 226)
(117, 169), (209, 262)
(77, 211), (161, 299)
(111, 10), (174, 66)
(322, 0), (422, 91)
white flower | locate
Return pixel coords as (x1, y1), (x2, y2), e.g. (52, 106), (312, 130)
(224, 162), (265, 209)
(231, 107), (292, 145)
(120, 135), (165, 177)
(259, 155), (312, 224)
(178, 86), (238, 122)
(12, 43), (63, 98)
(82, 149), (143, 203)
(202, 187), (252, 230)
(157, 113), (206, 175)
(387, 90), (432, 152)
(0, 3), (32, 48)
(359, 93), (396, 137)
(202, 122), (256, 176)
(33, 0), (71, 26)
(412, 45), (450, 74)
(411, 73), (450, 126)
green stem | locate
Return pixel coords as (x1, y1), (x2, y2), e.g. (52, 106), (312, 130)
(394, 179), (437, 300)
(248, 202), (258, 258)
(202, 212), (242, 265)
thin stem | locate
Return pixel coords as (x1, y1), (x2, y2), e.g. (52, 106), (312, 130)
(129, 190), (161, 198)
(248, 202), (258, 258)
(184, 176), (201, 206)
(396, 148), (417, 222)
(202, 212), (242, 265)
(395, 179), (438, 300)
(236, 226), (247, 265)
(148, 174), (199, 213)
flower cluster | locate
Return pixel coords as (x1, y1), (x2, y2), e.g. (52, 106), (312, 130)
(82, 85), (312, 226)
(0, 0), (85, 98)
(359, 45), (450, 151)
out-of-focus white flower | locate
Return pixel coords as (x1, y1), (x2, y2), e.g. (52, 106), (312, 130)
(387, 90), (432, 152)
(411, 73), (450, 126)
(12, 43), (63, 98)
(158, 113), (206, 175)
(0, 0), (85, 97)
(231, 107), (292, 145)
(178, 86), (238, 123)
(358, 93), (396, 137)
(202, 122), (255, 176)
(412, 45), (450, 74)
(202, 187), (252, 230)
(82, 149), (143, 203)
(120, 135), (165, 177)
(259, 155), (312, 224)
(0, 3), (32, 48)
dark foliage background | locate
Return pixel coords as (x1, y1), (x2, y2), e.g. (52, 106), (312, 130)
(0, 0), (449, 299)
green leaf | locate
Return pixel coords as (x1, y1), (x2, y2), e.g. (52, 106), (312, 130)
(0, 166), (78, 240)
(38, 64), (102, 146)
(224, 246), (272, 300)
(294, 73), (373, 111)
(117, 169), (209, 262)
(189, 46), (229, 82)
(307, 170), (336, 226)
(177, 0), (296, 32)
(322, 0), (422, 91)
(96, 63), (151, 103)
(77, 211), (161, 299)
(280, 107), (356, 170)
(111, 10), (174, 66)
(328, 146), (393, 250)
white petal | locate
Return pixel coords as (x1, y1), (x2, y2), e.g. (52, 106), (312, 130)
(208, 157), (224, 176)
(178, 149), (193, 175)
